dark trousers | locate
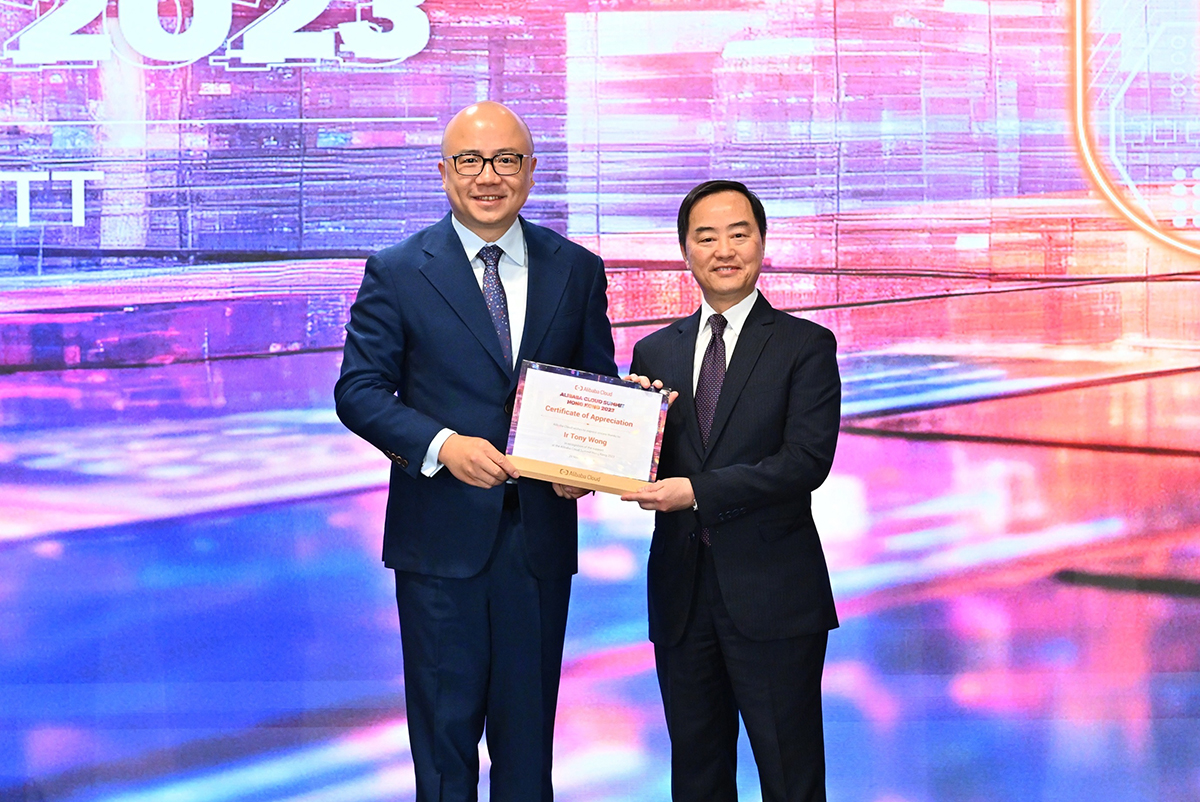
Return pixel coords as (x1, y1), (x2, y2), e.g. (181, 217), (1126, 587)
(395, 505), (572, 802)
(655, 544), (829, 802)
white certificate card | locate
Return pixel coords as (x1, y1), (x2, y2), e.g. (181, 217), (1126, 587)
(506, 361), (669, 494)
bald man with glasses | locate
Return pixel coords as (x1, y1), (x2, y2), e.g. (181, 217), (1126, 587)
(336, 101), (616, 802)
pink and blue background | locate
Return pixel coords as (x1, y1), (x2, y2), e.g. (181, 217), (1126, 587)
(2, 0), (1200, 799)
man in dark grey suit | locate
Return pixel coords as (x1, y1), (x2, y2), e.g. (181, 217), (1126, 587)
(623, 180), (841, 802)
(335, 101), (615, 802)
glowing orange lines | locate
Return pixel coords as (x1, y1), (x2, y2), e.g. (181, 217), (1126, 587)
(1071, 0), (1200, 258)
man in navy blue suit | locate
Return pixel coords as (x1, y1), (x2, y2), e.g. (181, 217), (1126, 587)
(335, 101), (616, 802)
(623, 181), (841, 802)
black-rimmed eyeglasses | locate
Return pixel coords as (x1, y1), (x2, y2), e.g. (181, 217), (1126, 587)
(447, 153), (530, 176)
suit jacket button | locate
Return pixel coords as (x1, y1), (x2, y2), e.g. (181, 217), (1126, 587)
(504, 401), (513, 415)
(689, 532), (696, 540)
(399, 458), (408, 468)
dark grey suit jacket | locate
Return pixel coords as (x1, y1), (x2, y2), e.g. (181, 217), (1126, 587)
(630, 293), (841, 644)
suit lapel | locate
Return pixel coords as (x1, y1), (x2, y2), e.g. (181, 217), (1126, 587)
(670, 311), (705, 461)
(703, 294), (775, 464)
(418, 215), (511, 376)
(513, 219), (570, 391)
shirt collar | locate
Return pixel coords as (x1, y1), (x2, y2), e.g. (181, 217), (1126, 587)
(451, 216), (527, 266)
(699, 288), (759, 337)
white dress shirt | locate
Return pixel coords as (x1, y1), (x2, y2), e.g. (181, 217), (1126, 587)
(421, 217), (529, 476)
(692, 289), (759, 392)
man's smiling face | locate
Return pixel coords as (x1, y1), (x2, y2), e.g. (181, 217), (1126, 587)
(682, 190), (765, 313)
(438, 102), (536, 241)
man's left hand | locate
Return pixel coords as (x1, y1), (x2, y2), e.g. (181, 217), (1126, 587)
(624, 374), (679, 406)
(552, 483), (591, 500)
(621, 477), (694, 512)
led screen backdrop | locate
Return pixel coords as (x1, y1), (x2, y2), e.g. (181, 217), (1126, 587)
(2, 1), (1199, 801)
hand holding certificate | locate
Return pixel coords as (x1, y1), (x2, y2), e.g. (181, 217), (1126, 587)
(506, 361), (670, 494)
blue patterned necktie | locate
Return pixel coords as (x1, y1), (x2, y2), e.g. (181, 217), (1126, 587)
(479, 244), (512, 366)
(695, 313), (727, 546)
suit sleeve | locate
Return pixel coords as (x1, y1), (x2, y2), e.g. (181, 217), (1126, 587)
(571, 254), (618, 377)
(334, 253), (444, 478)
(629, 340), (645, 381)
(689, 326), (841, 522)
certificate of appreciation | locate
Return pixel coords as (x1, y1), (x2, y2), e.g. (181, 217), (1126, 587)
(506, 361), (670, 494)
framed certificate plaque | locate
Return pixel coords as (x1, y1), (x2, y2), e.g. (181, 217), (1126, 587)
(505, 361), (670, 494)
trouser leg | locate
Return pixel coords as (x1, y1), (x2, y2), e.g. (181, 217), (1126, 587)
(705, 547), (830, 802)
(395, 567), (489, 802)
(484, 510), (571, 802)
(654, 545), (740, 802)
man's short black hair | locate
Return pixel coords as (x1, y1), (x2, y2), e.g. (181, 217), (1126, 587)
(677, 180), (768, 247)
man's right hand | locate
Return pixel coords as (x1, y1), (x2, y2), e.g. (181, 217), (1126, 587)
(438, 434), (520, 488)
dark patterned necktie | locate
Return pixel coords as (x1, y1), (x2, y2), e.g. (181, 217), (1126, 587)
(696, 313), (727, 447)
(479, 244), (512, 366)
(695, 313), (727, 546)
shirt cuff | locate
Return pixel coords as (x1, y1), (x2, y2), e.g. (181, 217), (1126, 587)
(421, 428), (455, 477)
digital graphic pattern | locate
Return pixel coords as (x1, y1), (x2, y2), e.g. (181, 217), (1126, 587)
(1, 1), (1199, 800)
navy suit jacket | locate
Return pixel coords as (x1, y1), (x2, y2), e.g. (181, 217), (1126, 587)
(630, 293), (841, 644)
(335, 214), (617, 579)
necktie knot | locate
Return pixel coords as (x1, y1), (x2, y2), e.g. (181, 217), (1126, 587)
(479, 244), (503, 270)
(708, 313), (727, 338)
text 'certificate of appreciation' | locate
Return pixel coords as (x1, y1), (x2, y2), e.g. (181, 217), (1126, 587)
(506, 361), (669, 494)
